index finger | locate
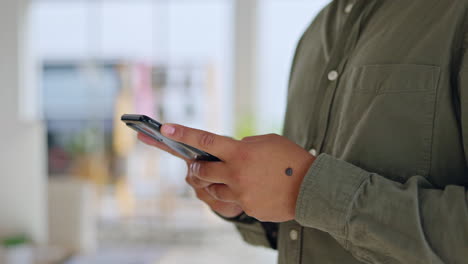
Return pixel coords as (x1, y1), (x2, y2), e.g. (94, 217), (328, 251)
(137, 132), (190, 162)
(160, 124), (237, 160)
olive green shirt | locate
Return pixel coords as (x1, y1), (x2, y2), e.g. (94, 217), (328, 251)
(225, 0), (468, 263)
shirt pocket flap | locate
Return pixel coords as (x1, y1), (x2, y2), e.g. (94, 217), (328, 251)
(352, 64), (440, 94)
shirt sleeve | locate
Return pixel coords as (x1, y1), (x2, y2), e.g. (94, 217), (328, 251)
(294, 19), (468, 264)
(216, 212), (278, 250)
(296, 153), (468, 264)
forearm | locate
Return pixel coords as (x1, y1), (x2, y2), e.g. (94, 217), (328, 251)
(296, 153), (468, 264)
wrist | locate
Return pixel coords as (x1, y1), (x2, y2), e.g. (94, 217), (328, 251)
(290, 152), (316, 218)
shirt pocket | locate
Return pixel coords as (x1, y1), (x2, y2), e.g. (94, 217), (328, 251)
(331, 64), (441, 181)
(349, 64), (440, 94)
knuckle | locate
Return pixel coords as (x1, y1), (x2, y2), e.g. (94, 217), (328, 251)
(236, 147), (250, 162)
(241, 135), (255, 141)
(237, 149), (250, 161)
(199, 132), (216, 147)
(266, 133), (280, 139)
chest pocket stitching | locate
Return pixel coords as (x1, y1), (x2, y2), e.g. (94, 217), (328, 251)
(334, 64), (441, 178)
(349, 64), (440, 94)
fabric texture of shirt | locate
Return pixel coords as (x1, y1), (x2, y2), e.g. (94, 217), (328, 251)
(223, 0), (468, 263)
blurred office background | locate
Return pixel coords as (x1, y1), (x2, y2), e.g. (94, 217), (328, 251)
(0, 0), (329, 263)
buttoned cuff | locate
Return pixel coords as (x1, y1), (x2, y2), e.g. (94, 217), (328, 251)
(295, 153), (368, 238)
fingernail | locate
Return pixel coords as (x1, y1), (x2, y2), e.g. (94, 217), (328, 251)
(162, 124), (176, 136)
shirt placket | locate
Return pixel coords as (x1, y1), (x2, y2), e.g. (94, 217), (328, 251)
(293, 1), (369, 263)
(307, 0), (371, 156)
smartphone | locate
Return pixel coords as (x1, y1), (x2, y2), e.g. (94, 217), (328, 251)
(121, 114), (221, 161)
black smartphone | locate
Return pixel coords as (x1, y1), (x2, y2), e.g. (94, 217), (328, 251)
(121, 114), (221, 161)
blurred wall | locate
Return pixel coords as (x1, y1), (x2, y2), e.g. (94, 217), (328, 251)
(0, 0), (47, 244)
(233, 0), (257, 134)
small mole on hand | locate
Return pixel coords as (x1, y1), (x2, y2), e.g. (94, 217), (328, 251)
(285, 167), (293, 176)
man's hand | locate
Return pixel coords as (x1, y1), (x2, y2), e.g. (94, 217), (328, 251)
(138, 132), (244, 218)
(185, 173), (244, 218)
(142, 123), (315, 222)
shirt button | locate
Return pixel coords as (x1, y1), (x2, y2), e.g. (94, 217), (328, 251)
(344, 3), (354, 14)
(289, 229), (299, 241)
(328, 70), (339, 81)
(309, 148), (317, 156)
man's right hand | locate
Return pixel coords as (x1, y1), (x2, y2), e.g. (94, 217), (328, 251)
(138, 132), (244, 218)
